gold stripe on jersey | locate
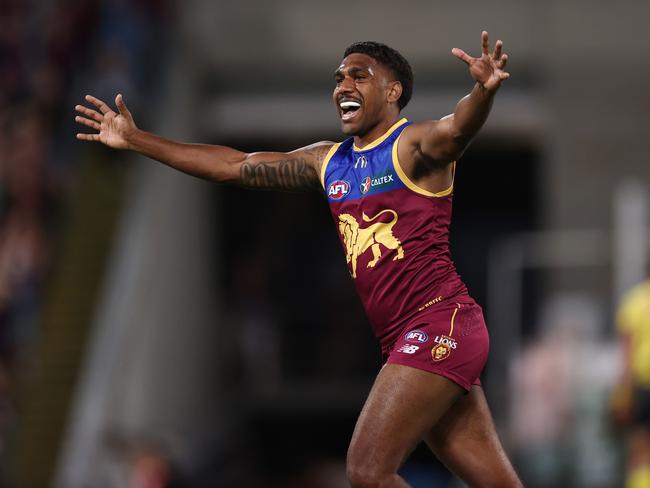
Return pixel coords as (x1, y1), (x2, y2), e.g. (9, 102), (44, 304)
(320, 142), (342, 189)
(353, 118), (409, 152)
(449, 303), (461, 337)
(392, 133), (455, 197)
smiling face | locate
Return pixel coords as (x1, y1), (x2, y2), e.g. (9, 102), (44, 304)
(333, 53), (402, 137)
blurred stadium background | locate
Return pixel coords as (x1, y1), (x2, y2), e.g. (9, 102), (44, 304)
(0, 0), (649, 486)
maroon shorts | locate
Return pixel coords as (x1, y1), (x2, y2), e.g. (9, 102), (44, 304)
(383, 299), (489, 391)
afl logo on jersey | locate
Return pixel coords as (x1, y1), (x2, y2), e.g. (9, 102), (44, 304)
(360, 176), (371, 194)
(405, 330), (428, 343)
(328, 180), (350, 200)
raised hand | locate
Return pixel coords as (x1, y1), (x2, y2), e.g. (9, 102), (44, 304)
(452, 31), (510, 93)
(75, 94), (137, 149)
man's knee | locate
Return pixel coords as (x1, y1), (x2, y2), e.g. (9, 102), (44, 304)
(346, 465), (378, 488)
(346, 449), (399, 488)
(346, 464), (402, 488)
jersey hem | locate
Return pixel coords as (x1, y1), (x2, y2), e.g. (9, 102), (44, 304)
(384, 358), (473, 391)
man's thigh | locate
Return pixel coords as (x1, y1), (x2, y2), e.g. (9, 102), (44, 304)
(347, 363), (463, 477)
(425, 385), (522, 488)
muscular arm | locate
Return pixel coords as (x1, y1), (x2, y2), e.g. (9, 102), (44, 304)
(128, 130), (330, 192)
(417, 82), (497, 164)
(240, 144), (331, 191)
(75, 94), (331, 192)
(400, 32), (510, 176)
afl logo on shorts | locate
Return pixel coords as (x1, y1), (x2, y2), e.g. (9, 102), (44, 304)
(328, 180), (350, 200)
(432, 335), (457, 362)
(360, 176), (371, 194)
(405, 330), (428, 343)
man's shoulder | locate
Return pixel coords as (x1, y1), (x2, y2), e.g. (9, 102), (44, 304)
(297, 141), (338, 152)
(294, 141), (338, 165)
(291, 141), (342, 188)
(398, 119), (448, 144)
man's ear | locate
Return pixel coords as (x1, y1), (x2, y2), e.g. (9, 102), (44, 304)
(387, 81), (403, 105)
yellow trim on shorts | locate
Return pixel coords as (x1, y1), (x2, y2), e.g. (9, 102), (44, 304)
(353, 118), (408, 152)
(320, 143), (341, 189)
(392, 134), (455, 197)
(448, 303), (461, 337)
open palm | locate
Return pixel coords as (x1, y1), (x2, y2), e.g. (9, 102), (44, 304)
(75, 94), (136, 149)
(452, 31), (510, 92)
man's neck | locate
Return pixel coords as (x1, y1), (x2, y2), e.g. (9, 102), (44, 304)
(353, 115), (402, 150)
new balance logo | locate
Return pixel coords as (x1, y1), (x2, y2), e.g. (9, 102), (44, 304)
(397, 344), (419, 354)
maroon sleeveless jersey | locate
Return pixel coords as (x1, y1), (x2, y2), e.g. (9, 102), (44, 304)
(321, 118), (470, 347)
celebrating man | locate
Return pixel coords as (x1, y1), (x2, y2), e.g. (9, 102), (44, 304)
(75, 31), (522, 487)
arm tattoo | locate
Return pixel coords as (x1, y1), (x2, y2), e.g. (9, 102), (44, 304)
(240, 157), (318, 191)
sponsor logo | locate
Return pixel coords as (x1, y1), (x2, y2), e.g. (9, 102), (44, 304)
(359, 172), (395, 195)
(328, 180), (350, 200)
(405, 330), (428, 343)
(431, 335), (457, 362)
(418, 295), (444, 312)
(360, 176), (371, 194)
(371, 174), (394, 186)
(355, 155), (368, 169)
(338, 209), (405, 278)
(397, 344), (419, 354)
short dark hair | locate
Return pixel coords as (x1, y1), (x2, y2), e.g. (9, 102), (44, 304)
(343, 41), (413, 110)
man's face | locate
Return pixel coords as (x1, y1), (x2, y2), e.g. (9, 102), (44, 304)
(333, 53), (397, 136)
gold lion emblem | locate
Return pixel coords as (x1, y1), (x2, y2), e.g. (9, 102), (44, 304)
(338, 209), (405, 278)
(432, 344), (451, 362)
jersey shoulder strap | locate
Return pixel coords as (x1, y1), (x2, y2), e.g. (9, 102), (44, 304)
(320, 138), (352, 188)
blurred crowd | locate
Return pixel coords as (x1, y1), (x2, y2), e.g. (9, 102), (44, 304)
(0, 0), (167, 480)
(509, 294), (620, 487)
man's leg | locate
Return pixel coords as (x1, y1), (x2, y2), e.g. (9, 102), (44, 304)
(424, 385), (523, 488)
(347, 363), (463, 488)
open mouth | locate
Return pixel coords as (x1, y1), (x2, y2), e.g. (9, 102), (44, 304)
(339, 100), (361, 121)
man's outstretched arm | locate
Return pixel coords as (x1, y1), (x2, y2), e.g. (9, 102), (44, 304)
(75, 94), (331, 192)
(403, 31), (510, 166)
